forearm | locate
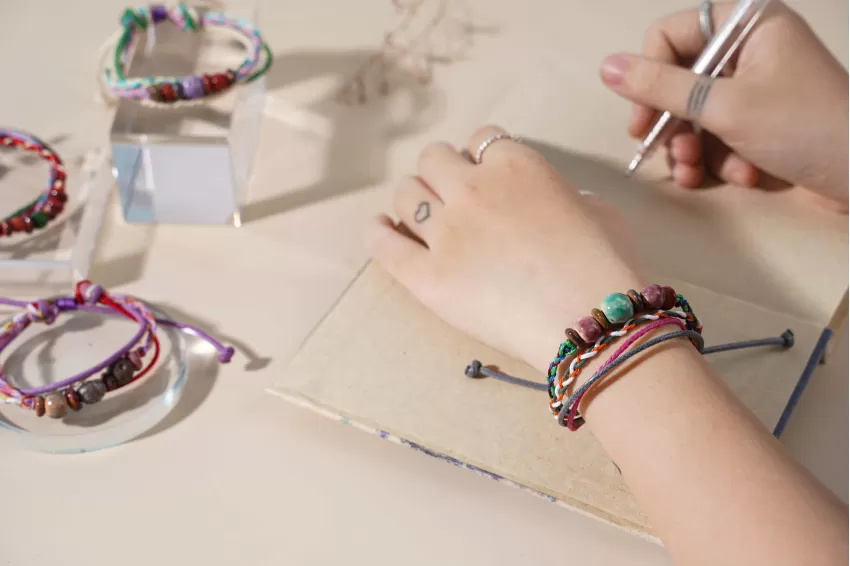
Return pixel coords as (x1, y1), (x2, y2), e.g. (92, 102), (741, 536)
(569, 331), (847, 565)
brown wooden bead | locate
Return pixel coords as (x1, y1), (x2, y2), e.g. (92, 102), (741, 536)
(591, 308), (611, 330)
(44, 394), (68, 419)
(102, 372), (119, 392)
(626, 289), (644, 311)
(564, 328), (586, 350)
(64, 388), (82, 412)
(661, 286), (677, 310)
(34, 396), (46, 417)
(147, 85), (163, 102)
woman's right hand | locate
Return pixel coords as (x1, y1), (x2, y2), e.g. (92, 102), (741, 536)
(599, 1), (848, 206)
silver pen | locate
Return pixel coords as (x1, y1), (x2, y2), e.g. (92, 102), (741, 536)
(626, 0), (773, 175)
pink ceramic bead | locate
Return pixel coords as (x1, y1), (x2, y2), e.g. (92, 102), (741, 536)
(575, 316), (603, 344)
(641, 284), (664, 310)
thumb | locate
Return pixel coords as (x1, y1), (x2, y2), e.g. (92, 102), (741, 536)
(601, 53), (739, 135)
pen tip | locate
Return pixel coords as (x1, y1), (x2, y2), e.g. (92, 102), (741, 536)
(626, 154), (643, 176)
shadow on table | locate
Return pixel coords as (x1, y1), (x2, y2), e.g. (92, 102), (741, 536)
(239, 48), (444, 223)
(134, 301), (270, 441)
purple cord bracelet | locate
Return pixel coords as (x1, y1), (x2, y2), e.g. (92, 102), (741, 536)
(0, 281), (233, 419)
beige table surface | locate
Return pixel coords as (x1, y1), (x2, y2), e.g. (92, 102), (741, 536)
(0, 1), (847, 564)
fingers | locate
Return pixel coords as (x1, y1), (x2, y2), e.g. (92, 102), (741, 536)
(417, 141), (473, 200)
(466, 125), (525, 164)
(703, 135), (759, 187)
(367, 215), (433, 292)
(643, 3), (740, 63)
(392, 176), (443, 244)
(669, 131), (702, 166)
(666, 133), (759, 188)
(623, 2), (741, 138)
(601, 53), (738, 135)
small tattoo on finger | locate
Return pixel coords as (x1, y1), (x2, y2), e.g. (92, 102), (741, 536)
(414, 201), (431, 223)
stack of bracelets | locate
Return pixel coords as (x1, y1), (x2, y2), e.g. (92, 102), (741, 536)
(0, 281), (234, 419)
(465, 284), (795, 431)
(99, 3), (272, 107)
(0, 128), (68, 238)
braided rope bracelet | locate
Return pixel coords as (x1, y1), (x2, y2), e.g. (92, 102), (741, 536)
(98, 3), (272, 108)
(0, 281), (233, 419)
(548, 285), (702, 413)
(0, 129), (68, 237)
(464, 284), (793, 429)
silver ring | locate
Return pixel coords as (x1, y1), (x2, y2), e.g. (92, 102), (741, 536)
(686, 74), (715, 135)
(699, 0), (714, 43)
(474, 133), (521, 164)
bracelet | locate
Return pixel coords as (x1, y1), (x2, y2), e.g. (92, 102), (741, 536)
(560, 318), (693, 430)
(100, 4), (272, 107)
(0, 128), (68, 237)
(561, 327), (707, 430)
(548, 285), (702, 413)
(0, 281), (234, 419)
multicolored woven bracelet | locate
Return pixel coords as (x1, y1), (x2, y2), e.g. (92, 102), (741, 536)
(0, 281), (234, 419)
(100, 4), (272, 107)
(0, 128), (68, 237)
(547, 285), (702, 413)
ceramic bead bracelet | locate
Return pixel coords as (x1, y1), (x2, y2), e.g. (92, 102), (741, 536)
(0, 281), (234, 419)
(547, 285), (701, 411)
(0, 128), (68, 237)
(100, 3), (272, 107)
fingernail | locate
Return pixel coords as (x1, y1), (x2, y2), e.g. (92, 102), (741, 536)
(601, 54), (629, 86)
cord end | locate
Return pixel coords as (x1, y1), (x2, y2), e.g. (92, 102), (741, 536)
(780, 329), (795, 349)
(218, 346), (235, 363)
(464, 360), (483, 378)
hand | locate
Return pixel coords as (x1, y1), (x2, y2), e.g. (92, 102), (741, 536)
(600, 1), (848, 205)
(368, 126), (641, 373)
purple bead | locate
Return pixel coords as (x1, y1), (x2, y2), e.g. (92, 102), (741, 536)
(575, 316), (603, 344)
(641, 284), (664, 310)
(151, 5), (169, 23)
(181, 76), (205, 99)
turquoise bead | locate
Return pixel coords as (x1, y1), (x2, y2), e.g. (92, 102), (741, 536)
(600, 293), (634, 324)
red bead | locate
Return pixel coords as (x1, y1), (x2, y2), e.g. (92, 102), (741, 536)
(9, 216), (27, 233)
(49, 189), (67, 203)
(159, 83), (177, 102)
(661, 286), (677, 310)
(210, 73), (232, 92)
(0, 221), (10, 236)
(201, 74), (213, 94)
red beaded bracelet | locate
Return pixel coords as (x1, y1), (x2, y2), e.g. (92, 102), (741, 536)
(0, 128), (68, 237)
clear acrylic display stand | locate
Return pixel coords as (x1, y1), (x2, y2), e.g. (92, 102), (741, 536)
(0, 146), (111, 290)
(110, 5), (265, 226)
(0, 305), (187, 453)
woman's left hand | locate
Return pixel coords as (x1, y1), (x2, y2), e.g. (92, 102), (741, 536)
(368, 126), (642, 372)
